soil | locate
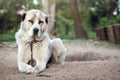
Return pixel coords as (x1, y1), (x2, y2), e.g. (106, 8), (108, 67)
(0, 40), (120, 80)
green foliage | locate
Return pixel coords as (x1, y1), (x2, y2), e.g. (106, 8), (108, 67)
(25, 0), (42, 10)
(0, 0), (23, 40)
(0, 0), (42, 41)
(0, 0), (118, 41)
(55, 1), (96, 39)
(78, 5), (96, 39)
(98, 15), (120, 27)
(55, 1), (75, 39)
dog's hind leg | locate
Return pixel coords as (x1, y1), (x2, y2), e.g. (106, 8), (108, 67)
(50, 38), (66, 65)
(58, 52), (66, 65)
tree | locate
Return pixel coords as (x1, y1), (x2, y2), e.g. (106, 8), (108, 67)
(86, 0), (117, 18)
(42, 0), (56, 38)
(0, 0), (25, 33)
(69, 0), (88, 38)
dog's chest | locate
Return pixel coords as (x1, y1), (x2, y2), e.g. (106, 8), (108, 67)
(22, 42), (49, 64)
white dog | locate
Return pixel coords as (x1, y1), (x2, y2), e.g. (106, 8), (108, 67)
(15, 9), (66, 74)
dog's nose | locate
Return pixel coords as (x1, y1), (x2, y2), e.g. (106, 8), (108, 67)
(33, 28), (39, 36)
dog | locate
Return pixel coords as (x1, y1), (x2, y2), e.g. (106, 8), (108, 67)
(15, 9), (66, 74)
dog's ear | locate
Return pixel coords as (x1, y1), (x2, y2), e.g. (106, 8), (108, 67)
(45, 15), (50, 24)
(21, 13), (26, 21)
(45, 17), (48, 24)
(17, 10), (26, 21)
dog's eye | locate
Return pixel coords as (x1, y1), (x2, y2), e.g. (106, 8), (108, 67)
(39, 20), (43, 24)
(28, 20), (34, 24)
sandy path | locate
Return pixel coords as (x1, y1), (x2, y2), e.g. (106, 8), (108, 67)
(0, 40), (120, 80)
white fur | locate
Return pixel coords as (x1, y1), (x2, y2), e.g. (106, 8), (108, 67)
(15, 9), (66, 74)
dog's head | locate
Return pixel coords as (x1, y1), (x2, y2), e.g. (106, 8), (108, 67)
(20, 9), (49, 42)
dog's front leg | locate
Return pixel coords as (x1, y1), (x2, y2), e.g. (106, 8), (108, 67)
(17, 45), (33, 73)
(27, 48), (49, 74)
(26, 58), (47, 74)
(18, 60), (32, 73)
(18, 53), (32, 73)
(30, 59), (47, 74)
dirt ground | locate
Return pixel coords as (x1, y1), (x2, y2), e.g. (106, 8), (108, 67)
(0, 40), (120, 80)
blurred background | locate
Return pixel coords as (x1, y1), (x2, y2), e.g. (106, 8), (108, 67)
(0, 0), (120, 42)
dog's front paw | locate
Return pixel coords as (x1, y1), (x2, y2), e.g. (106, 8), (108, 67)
(26, 66), (42, 74)
(32, 66), (40, 74)
(26, 65), (32, 74)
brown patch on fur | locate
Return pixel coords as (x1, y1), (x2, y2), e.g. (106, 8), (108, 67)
(27, 59), (36, 67)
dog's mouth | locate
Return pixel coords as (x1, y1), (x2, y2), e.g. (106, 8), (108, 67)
(31, 33), (45, 42)
(32, 36), (38, 42)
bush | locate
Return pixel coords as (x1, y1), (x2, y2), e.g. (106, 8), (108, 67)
(98, 15), (120, 27)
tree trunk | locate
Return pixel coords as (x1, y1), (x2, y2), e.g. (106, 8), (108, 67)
(69, 0), (87, 38)
(42, 0), (56, 38)
(41, 0), (49, 13)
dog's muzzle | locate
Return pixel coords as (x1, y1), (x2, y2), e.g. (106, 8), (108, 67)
(33, 28), (39, 36)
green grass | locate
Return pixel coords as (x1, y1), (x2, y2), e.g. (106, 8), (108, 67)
(0, 30), (15, 42)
